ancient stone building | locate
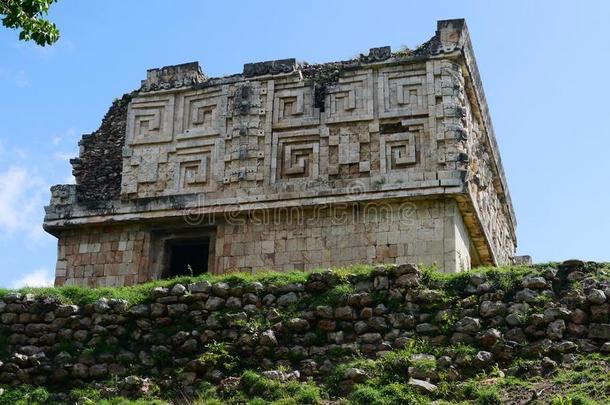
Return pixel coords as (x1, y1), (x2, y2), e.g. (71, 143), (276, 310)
(44, 19), (517, 287)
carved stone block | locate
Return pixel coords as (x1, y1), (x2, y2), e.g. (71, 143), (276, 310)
(176, 88), (226, 139)
(378, 65), (429, 118)
(271, 129), (320, 182)
(325, 72), (374, 124)
(126, 95), (175, 145)
(380, 127), (421, 173)
(272, 84), (319, 129)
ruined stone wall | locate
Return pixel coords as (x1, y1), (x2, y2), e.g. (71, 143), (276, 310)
(2, 261), (610, 397)
(70, 94), (132, 204)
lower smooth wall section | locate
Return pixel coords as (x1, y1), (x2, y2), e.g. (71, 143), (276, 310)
(54, 224), (153, 287)
(451, 205), (473, 272)
(214, 198), (471, 274)
(53, 198), (473, 287)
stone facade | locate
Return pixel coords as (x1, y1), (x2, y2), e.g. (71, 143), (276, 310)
(44, 19), (517, 287)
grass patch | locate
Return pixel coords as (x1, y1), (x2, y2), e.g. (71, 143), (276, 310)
(0, 385), (165, 405)
(349, 382), (428, 405)
(192, 370), (323, 404)
(420, 264), (539, 299)
(0, 266), (378, 306)
(304, 283), (354, 307)
(550, 353), (610, 403)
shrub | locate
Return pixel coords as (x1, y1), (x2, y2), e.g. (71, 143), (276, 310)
(240, 370), (322, 404)
(475, 387), (502, 405)
(349, 382), (427, 405)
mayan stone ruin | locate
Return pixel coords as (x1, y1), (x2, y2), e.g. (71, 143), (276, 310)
(43, 19), (517, 288)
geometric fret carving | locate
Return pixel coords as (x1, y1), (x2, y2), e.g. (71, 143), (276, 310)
(272, 85), (319, 129)
(121, 64), (434, 199)
(126, 95), (175, 145)
(380, 125), (421, 173)
(177, 89), (225, 140)
(271, 129), (320, 182)
(172, 143), (216, 192)
(136, 108), (161, 136)
(378, 65), (428, 118)
(325, 72), (373, 124)
(283, 143), (315, 176)
(180, 156), (209, 188)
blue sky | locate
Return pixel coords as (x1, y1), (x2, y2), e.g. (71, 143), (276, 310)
(0, 1), (608, 288)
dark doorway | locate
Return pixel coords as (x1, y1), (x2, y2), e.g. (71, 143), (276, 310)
(167, 238), (210, 277)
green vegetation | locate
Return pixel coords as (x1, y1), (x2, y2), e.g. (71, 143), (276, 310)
(420, 264), (540, 298)
(0, 0), (60, 46)
(0, 269), (318, 306)
(3, 263), (610, 404)
(0, 263), (383, 306)
(197, 342), (237, 374)
(5, 262), (599, 307)
(0, 385), (164, 405)
(186, 370), (324, 404)
(304, 283), (354, 307)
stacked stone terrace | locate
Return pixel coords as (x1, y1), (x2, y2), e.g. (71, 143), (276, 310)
(44, 19), (517, 287)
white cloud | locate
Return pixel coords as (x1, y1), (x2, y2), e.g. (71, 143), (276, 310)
(0, 166), (48, 236)
(11, 268), (54, 288)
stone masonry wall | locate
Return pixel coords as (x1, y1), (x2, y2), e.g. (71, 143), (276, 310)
(214, 199), (471, 274)
(55, 198), (471, 287)
(1, 261), (610, 398)
(55, 224), (151, 287)
(462, 86), (515, 265)
(70, 94), (133, 204)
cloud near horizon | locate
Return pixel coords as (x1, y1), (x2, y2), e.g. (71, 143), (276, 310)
(0, 165), (48, 239)
(11, 268), (54, 288)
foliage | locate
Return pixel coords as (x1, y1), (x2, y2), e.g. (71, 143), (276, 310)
(551, 394), (598, 405)
(0, 0), (60, 46)
(190, 371), (324, 404)
(420, 264), (539, 298)
(0, 385), (165, 405)
(0, 266), (376, 306)
(239, 370), (323, 404)
(474, 387), (502, 405)
(197, 342), (237, 374)
(349, 382), (427, 405)
(549, 353), (610, 402)
(304, 283), (354, 307)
